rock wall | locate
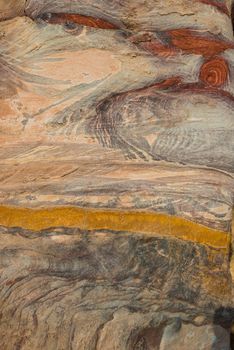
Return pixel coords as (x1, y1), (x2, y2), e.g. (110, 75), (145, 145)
(0, 0), (234, 349)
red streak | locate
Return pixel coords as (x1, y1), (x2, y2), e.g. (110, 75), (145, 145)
(130, 33), (177, 58)
(151, 77), (182, 89)
(167, 29), (234, 58)
(121, 77), (183, 96)
(140, 41), (177, 58)
(131, 30), (234, 59)
(43, 13), (118, 29)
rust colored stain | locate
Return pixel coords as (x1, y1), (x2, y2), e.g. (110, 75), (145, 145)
(197, 0), (230, 16)
(131, 30), (234, 59)
(151, 76), (182, 89)
(140, 41), (176, 58)
(0, 206), (230, 251)
(132, 77), (182, 94)
(199, 57), (229, 87)
(167, 29), (234, 58)
(130, 33), (177, 58)
(41, 13), (118, 29)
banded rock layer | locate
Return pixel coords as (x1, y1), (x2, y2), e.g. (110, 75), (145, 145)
(0, 0), (234, 349)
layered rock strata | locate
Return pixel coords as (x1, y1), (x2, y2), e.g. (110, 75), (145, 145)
(0, 0), (234, 349)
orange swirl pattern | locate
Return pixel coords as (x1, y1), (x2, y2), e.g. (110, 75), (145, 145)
(199, 57), (229, 87)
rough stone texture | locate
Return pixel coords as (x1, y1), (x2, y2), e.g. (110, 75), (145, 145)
(0, 226), (232, 349)
(0, 0), (234, 349)
(0, 0), (25, 20)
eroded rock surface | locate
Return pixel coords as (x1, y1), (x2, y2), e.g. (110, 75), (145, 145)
(0, 0), (233, 349)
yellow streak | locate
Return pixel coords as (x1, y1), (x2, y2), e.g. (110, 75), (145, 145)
(0, 206), (230, 251)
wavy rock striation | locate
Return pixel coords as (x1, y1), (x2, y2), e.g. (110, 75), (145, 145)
(0, 0), (234, 349)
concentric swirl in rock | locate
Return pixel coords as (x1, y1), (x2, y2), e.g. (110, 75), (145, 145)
(199, 57), (229, 87)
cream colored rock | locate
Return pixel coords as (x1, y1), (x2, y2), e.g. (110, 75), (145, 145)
(160, 323), (230, 350)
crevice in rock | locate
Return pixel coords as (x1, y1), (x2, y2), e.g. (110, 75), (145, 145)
(231, 330), (234, 350)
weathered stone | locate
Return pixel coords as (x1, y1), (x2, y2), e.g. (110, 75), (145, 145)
(0, 0), (25, 20)
(160, 323), (230, 350)
(0, 0), (233, 348)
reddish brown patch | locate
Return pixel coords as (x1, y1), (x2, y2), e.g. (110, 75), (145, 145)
(197, 0), (230, 16)
(199, 57), (229, 87)
(151, 76), (182, 89)
(125, 77), (182, 95)
(42, 13), (118, 29)
(140, 41), (177, 58)
(130, 32), (177, 58)
(167, 29), (234, 58)
(131, 30), (234, 59)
